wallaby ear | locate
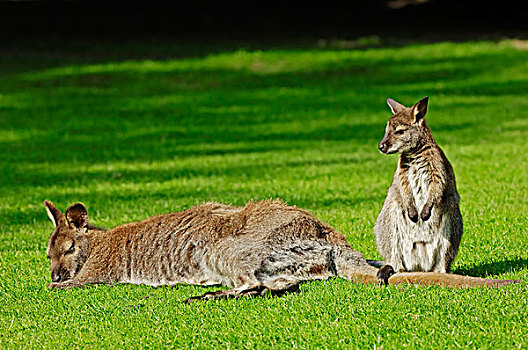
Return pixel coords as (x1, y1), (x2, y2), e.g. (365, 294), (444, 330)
(387, 98), (406, 114)
(411, 96), (429, 123)
(44, 200), (65, 227)
(65, 203), (88, 231)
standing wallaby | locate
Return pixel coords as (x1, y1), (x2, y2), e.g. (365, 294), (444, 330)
(375, 97), (462, 273)
(44, 199), (515, 302)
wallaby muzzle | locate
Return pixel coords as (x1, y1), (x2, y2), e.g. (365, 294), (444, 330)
(51, 268), (70, 283)
(51, 270), (62, 283)
(378, 136), (393, 154)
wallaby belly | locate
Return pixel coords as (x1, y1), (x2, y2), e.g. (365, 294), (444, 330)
(394, 210), (450, 272)
(121, 268), (227, 288)
(400, 166), (448, 271)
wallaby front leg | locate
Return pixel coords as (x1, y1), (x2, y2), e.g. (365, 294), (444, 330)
(420, 201), (433, 221)
(48, 279), (87, 290)
(406, 199), (419, 223)
(48, 271), (107, 290)
(399, 173), (418, 223)
(421, 173), (444, 221)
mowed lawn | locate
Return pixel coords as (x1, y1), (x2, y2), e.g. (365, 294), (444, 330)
(0, 38), (527, 348)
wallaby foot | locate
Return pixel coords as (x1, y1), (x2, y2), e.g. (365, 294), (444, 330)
(183, 283), (300, 303)
(183, 286), (268, 303)
(377, 265), (396, 286)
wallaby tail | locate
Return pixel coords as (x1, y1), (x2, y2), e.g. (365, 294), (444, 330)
(388, 272), (519, 288)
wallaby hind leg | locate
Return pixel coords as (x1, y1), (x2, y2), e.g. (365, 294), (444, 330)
(184, 240), (347, 302)
(332, 244), (381, 284)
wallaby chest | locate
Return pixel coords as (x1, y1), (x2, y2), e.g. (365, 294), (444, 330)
(402, 162), (431, 211)
(394, 157), (449, 271)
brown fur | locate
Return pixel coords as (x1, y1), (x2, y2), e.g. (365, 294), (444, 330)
(44, 199), (517, 301)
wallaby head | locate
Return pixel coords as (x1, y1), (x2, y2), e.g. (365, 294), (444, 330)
(378, 97), (430, 154)
(44, 201), (90, 284)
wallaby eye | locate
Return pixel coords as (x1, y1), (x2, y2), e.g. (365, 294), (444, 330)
(65, 242), (75, 255)
(394, 129), (407, 135)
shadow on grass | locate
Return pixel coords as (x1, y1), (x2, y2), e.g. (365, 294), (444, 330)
(13, 51), (528, 94)
(2, 34), (525, 76)
(2, 39), (527, 229)
(2, 176), (387, 225)
(454, 258), (528, 278)
(0, 119), (389, 167)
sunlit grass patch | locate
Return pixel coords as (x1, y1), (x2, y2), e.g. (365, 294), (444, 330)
(0, 39), (527, 349)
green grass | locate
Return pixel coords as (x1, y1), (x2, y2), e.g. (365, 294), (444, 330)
(1, 38), (527, 349)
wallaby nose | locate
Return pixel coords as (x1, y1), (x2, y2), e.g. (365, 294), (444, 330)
(51, 271), (62, 283)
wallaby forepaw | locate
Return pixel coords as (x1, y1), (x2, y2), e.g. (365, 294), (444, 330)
(420, 204), (432, 221)
(408, 207), (419, 223)
(377, 265), (396, 286)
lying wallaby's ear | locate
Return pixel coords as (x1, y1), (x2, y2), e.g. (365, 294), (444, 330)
(387, 98), (406, 114)
(65, 203), (88, 231)
(44, 200), (65, 227)
(411, 96), (429, 123)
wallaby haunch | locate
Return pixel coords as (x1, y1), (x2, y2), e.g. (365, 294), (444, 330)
(375, 97), (462, 273)
(44, 200), (516, 301)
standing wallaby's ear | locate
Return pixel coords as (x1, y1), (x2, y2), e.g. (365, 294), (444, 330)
(387, 98), (407, 114)
(44, 200), (65, 227)
(65, 203), (88, 231)
(411, 96), (429, 123)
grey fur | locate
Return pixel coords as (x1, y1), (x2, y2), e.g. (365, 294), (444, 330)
(375, 97), (463, 273)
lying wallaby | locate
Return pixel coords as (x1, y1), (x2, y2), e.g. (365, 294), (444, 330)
(44, 199), (516, 301)
(375, 97), (462, 273)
